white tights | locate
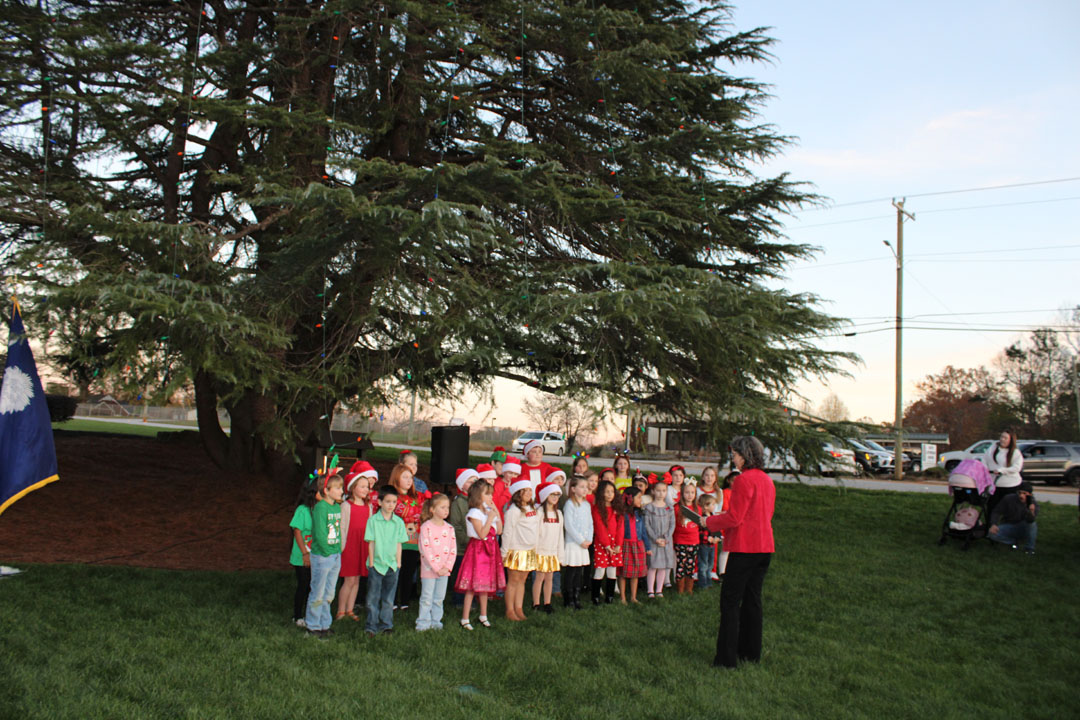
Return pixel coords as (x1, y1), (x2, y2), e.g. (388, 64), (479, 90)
(592, 566), (616, 580)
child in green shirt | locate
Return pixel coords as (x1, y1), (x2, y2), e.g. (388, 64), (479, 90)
(289, 479), (320, 627)
(364, 486), (409, 635)
(305, 472), (343, 638)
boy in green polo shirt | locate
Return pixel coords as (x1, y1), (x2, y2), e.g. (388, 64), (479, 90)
(364, 486), (409, 635)
(305, 472), (343, 638)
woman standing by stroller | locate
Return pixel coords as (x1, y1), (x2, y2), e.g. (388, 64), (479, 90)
(985, 429), (1023, 518)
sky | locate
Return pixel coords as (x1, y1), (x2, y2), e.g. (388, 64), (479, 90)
(728, 0), (1080, 424)
(390, 1), (1080, 437)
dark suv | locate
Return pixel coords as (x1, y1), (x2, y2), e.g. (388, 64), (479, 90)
(1020, 442), (1080, 486)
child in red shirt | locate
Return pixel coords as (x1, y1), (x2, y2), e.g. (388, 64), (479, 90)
(590, 480), (623, 604)
(672, 482), (700, 594)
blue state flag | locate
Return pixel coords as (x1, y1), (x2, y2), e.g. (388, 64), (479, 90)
(0, 300), (59, 516)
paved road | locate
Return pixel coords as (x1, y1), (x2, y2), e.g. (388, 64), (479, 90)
(73, 419), (1079, 507)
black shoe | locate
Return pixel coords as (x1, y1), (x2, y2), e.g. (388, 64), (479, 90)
(543, 603), (553, 615)
(323, 628), (336, 637)
(603, 578), (616, 603)
(381, 628), (394, 635)
(590, 578), (602, 605)
(532, 604), (541, 611)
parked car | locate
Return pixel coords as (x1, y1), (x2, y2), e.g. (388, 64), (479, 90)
(1020, 442), (1080, 486)
(510, 430), (566, 456)
(846, 438), (890, 474)
(938, 438), (1048, 473)
(761, 439), (859, 477)
(857, 438), (916, 473)
(938, 439), (997, 472)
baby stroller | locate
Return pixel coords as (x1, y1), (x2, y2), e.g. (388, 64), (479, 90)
(937, 459), (994, 550)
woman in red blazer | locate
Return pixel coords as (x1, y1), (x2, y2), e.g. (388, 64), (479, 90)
(704, 435), (775, 668)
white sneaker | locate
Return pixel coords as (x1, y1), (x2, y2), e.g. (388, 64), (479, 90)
(710, 572), (720, 581)
(295, 618), (307, 628)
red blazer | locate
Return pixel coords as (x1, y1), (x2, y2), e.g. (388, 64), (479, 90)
(591, 505), (624, 548)
(706, 468), (775, 553)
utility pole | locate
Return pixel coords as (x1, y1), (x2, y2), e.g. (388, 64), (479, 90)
(887, 199), (914, 481)
(407, 388), (417, 444)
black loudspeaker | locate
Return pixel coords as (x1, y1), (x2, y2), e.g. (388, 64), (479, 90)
(430, 425), (470, 493)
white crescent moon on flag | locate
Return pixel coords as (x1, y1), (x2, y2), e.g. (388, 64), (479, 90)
(0, 366), (34, 414)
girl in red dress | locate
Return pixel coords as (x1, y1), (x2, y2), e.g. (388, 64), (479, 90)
(590, 480), (623, 604)
(336, 463), (377, 620)
(388, 463), (426, 610)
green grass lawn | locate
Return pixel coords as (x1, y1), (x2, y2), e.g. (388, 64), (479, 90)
(3, 485), (1078, 719)
(52, 418), (180, 437)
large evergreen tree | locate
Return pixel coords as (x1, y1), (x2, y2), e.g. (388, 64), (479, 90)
(1, 0), (852, 480)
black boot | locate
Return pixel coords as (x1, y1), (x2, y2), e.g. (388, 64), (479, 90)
(543, 603), (553, 614)
(591, 578), (602, 605)
(603, 577), (616, 604)
(573, 588), (583, 610)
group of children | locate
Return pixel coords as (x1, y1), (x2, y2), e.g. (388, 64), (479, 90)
(288, 443), (734, 638)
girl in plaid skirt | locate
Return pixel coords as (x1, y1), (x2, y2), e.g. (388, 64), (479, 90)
(616, 487), (650, 604)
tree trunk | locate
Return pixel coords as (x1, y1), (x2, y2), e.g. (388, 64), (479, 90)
(194, 369), (306, 483)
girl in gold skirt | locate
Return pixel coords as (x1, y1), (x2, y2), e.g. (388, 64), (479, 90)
(501, 478), (539, 621)
(532, 481), (564, 613)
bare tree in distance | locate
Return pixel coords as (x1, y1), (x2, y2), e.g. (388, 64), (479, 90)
(521, 395), (603, 456)
(817, 393), (850, 422)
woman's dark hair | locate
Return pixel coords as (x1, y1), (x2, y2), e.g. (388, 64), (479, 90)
(721, 470), (740, 490)
(730, 436), (765, 470)
(594, 480), (616, 523)
(296, 477), (320, 509)
(994, 428), (1018, 467)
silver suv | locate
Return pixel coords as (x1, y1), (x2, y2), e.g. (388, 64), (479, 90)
(1020, 442), (1080, 487)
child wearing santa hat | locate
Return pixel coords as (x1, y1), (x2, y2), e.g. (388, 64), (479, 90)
(450, 468), (479, 607)
(492, 456), (519, 522)
(520, 440), (557, 491)
(501, 477), (540, 621)
(336, 462), (378, 621)
(531, 481), (564, 614)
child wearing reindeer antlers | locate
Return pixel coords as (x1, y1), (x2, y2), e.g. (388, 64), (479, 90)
(305, 469), (344, 638)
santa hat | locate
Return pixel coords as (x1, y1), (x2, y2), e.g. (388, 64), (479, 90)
(537, 481), (561, 505)
(522, 439), (544, 455)
(545, 469), (567, 485)
(502, 457), (522, 476)
(344, 461), (378, 492)
(509, 478), (532, 496)
(490, 446), (508, 464)
(476, 463), (498, 480)
(455, 468), (479, 492)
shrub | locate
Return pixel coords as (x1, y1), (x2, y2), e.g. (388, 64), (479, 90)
(45, 394), (78, 423)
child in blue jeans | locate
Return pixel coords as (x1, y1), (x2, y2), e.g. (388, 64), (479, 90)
(306, 472), (343, 638)
(696, 494), (720, 589)
(365, 486), (409, 636)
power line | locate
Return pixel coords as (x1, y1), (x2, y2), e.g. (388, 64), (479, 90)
(787, 196), (1080, 232)
(799, 176), (1080, 212)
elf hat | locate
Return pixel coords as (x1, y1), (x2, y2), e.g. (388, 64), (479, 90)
(455, 468), (479, 492)
(523, 439), (544, 455)
(509, 478), (532, 496)
(490, 446), (508, 464)
(476, 463), (498, 480)
(502, 457), (523, 475)
(537, 481), (562, 505)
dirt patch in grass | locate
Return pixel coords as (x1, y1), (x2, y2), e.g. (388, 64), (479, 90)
(0, 432), (409, 571)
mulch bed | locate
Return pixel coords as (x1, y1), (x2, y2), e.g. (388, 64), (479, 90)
(0, 433), (408, 572)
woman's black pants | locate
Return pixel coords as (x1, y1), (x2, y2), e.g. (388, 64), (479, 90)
(715, 552), (771, 668)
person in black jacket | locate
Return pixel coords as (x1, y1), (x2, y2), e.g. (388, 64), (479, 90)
(988, 481), (1038, 554)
